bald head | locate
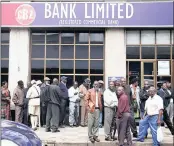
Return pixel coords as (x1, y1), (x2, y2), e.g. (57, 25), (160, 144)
(93, 81), (99, 91)
(149, 86), (157, 97)
(53, 78), (59, 85)
(117, 86), (124, 96)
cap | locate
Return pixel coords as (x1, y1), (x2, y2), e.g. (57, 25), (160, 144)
(98, 80), (104, 84)
(44, 77), (50, 81)
(61, 76), (68, 81)
(84, 78), (91, 84)
(31, 80), (36, 85)
(36, 80), (42, 85)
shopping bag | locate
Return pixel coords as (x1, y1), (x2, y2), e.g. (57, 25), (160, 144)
(157, 126), (164, 142)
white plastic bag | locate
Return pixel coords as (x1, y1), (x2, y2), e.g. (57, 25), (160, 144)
(157, 126), (164, 142)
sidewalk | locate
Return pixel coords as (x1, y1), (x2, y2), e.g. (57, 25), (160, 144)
(35, 126), (173, 146)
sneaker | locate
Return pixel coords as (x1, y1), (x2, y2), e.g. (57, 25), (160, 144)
(52, 129), (60, 133)
(45, 128), (51, 132)
(133, 133), (138, 138)
(89, 138), (95, 143)
(105, 136), (112, 141)
(94, 137), (100, 142)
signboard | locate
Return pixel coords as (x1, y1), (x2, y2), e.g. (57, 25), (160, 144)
(1, 2), (173, 27)
(158, 61), (170, 76)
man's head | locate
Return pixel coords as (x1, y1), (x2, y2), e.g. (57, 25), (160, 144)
(166, 81), (171, 89)
(73, 81), (78, 89)
(36, 80), (42, 87)
(131, 78), (139, 87)
(93, 81), (99, 91)
(31, 80), (36, 85)
(120, 78), (126, 87)
(115, 80), (120, 87)
(144, 81), (149, 89)
(2, 81), (8, 88)
(53, 78), (59, 85)
(98, 80), (104, 88)
(117, 86), (124, 96)
(109, 81), (115, 91)
(148, 86), (157, 97)
(18, 80), (24, 89)
(84, 78), (91, 87)
(44, 77), (50, 85)
(162, 82), (167, 89)
(61, 76), (67, 84)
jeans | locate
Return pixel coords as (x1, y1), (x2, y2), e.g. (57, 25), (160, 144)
(138, 115), (160, 146)
(99, 112), (102, 125)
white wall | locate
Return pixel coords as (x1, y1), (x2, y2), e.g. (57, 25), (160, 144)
(8, 28), (31, 109)
(104, 28), (126, 88)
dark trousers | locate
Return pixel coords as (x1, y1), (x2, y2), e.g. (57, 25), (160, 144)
(41, 104), (47, 126)
(60, 99), (67, 125)
(23, 108), (28, 126)
(130, 108), (138, 134)
(46, 103), (60, 130)
(163, 108), (174, 135)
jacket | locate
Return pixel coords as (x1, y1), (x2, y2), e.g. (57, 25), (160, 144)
(48, 85), (61, 105)
(12, 86), (24, 106)
(68, 86), (80, 102)
(79, 84), (88, 106)
(86, 88), (102, 113)
(59, 82), (68, 100)
(139, 88), (149, 112)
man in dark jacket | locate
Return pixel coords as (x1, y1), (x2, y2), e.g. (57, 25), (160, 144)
(59, 76), (68, 128)
(46, 78), (61, 133)
(158, 82), (174, 135)
(120, 77), (138, 138)
(139, 81), (150, 119)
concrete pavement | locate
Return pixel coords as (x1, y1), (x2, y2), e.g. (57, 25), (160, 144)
(35, 126), (173, 146)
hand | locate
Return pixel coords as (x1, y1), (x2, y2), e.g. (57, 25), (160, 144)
(74, 92), (78, 95)
(157, 119), (161, 126)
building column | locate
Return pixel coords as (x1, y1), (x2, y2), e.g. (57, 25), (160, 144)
(8, 28), (31, 109)
(104, 28), (126, 88)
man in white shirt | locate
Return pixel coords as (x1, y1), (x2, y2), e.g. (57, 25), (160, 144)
(104, 81), (118, 141)
(68, 81), (80, 127)
(134, 87), (163, 146)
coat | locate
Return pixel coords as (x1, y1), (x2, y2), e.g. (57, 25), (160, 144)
(12, 86), (24, 106)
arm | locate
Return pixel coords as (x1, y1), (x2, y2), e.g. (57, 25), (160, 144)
(85, 90), (90, 107)
(139, 90), (149, 100)
(117, 97), (127, 119)
(104, 90), (112, 107)
(12, 89), (19, 105)
(157, 98), (164, 125)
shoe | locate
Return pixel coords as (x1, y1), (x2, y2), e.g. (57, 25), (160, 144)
(89, 138), (95, 143)
(133, 133), (138, 138)
(69, 125), (73, 128)
(45, 128), (51, 132)
(112, 136), (117, 141)
(94, 137), (100, 142)
(132, 138), (144, 142)
(81, 125), (85, 127)
(60, 125), (65, 128)
(105, 136), (112, 141)
(52, 129), (60, 133)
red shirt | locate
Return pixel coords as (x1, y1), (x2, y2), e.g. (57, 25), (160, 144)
(117, 93), (130, 119)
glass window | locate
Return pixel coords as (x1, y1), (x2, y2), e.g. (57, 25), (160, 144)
(144, 63), (154, 75)
(90, 33), (104, 44)
(60, 60), (73, 74)
(1, 45), (9, 58)
(1, 33), (9, 44)
(172, 30), (173, 44)
(141, 30), (155, 44)
(157, 46), (171, 59)
(1, 75), (8, 82)
(129, 62), (141, 85)
(46, 45), (59, 58)
(46, 33), (59, 44)
(90, 60), (103, 74)
(90, 76), (103, 86)
(156, 30), (170, 44)
(75, 45), (88, 59)
(32, 33), (45, 44)
(90, 45), (103, 59)
(75, 75), (89, 85)
(75, 33), (89, 44)
(126, 46), (140, 59)
(75, 60), (88, 74)
(46, 60), (59, 74)
(61, 45), (74, 59)
(141, 46), (155, 59)
(126, 30), (140, 45)
(61, 33), (74, 44)
(32, 45), (45, 58)
(31, 75), (44, 81)
(31, 60), (44, 74)
(172, 45), (174, 59)
(1, 60), (9, 73)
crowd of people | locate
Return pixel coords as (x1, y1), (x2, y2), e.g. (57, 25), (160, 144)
(1, 76), (174, 146)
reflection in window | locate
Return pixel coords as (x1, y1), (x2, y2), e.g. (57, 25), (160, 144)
(1, 45), (9, 58)
(46, 60), (59, 74)
(126, 46), (140, 59)
(144, 63), (153, 75)
(32, 33), (45, 44)
(75, 60), (88, 74)
(90, 60), (103, 74)
(75, 33), (89, 44)
(1, 75), (8, 82)
(32, 45), (45, 58)
(126, 30), (140, 45)
(31, 60), (44, 74)
(60, 60), (73, 74)
(46, 33), (59, 44)
(46, 45), (59, 58)
(75, 75), (89, 85)
(141, 30), (155, 44)
(90, 33), (104, 44)
(157, 46), (171, 59)
(75, 45), (88, 59)
(156, 30), (170, 44)
(141, 46), (155, 59)
(90, 45), (103, 59)
(1, 33), (9, 44)
(1, 60), (9, 73)
(61, 33), (74, 44)
(61, 45), (74, 59)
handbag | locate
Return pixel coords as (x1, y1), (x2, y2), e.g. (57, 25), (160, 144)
(157, 126), (164, 142)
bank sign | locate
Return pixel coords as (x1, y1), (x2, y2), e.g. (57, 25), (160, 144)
(1, 2), (173, 27)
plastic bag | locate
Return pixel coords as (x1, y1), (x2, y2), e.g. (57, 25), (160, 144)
(157, 126), (164, 142)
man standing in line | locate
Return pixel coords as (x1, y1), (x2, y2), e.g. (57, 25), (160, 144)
(134, 87), (163, 146)
(12, 80), (24, 123)
(104, 81), (118, 141)
(59, 76), (68, 128)
(68, 81), (80, 127)
(98, 80), (105, 128)
(40, 77), (50, 127)
(46, 78), (61, 133)
(120, 77), (138, 138)
(79, 78), (91, 127)
(116, 86), (132, 146)
(86, 81), (102, 143)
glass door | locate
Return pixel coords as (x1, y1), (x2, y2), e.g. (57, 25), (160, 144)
(141, 61), (156, 87)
